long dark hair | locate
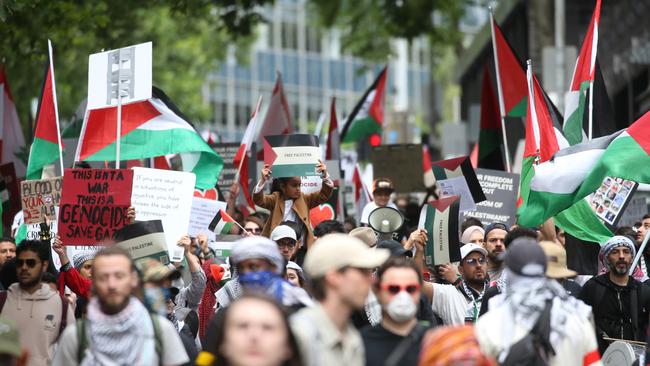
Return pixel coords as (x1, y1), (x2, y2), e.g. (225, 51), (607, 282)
(209, 293), (303, 366)
(271, 177), (291, 196)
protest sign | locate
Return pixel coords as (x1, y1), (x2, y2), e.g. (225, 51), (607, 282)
(212, 142), (257, 194)
(87, 42), (152, 110)
(114, 220), (169, 264)
(189, 197), (227, 240)
(20, 177), (62, 224)
(310, 187), (340, 228)
(462, 169), (520, 227)
(370, 144), (424, 193)
(0, 163), (20, 230)
(264, 134), (320, 177)
(432, 156), (486, 213)
(588, 177), (638, 228)
(58, 169), (133, 245)
(418, 196), (461, 266)
(131, 167), (195, 262)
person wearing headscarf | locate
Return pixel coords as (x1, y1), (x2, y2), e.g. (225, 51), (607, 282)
(214, 236), (312, 311)
(580, 235), (650, 354)
(461, 226), (485, 247)
(198, 259), (227, 342)
(419, 326), (495, 366)
(475, 238), (600, 365)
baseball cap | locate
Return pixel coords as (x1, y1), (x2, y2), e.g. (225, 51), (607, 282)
(136, 258), (181, 282)
(460, 243), (488, 261)
(539, 241), (577, 279)
(0, 316), (21, 358)
(372, 178), (394, 194)
(504, 237), (547, 277)
(304, 234), (390, 277)
(349, 227), (377, 247)
(271, 225), (297, 242)
(484, 222), (509, 240)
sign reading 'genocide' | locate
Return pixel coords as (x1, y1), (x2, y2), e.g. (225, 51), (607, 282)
(58, 169), (134, 244)
(20, 177), (62, 224)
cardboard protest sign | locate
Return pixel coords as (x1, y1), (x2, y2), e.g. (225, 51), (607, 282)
(212, 142), (257, 194)
(432, 156), (486, 212)
(58, 169), (133, 245)
(20, 177), (62, 224)
(418, 196), (461, 266)
(462, 169), (520, 227)
(264, 134), (320, 177)
(87, 42), (152, 110)
(588, 177), (638, 228)
(370, 144), (424, 193)
(189, 198), (227, 240)
(0, 163), (20, 230)
(114, 220), (169, 264)
(130, 167), (195, 262)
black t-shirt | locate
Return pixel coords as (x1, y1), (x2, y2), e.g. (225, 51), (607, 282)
(360, 323), (428, 366)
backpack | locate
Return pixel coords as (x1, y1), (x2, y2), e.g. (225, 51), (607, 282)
(76, 311), (163, 366)
(501, 300), (555, 366)
(0, 290), (68, 341)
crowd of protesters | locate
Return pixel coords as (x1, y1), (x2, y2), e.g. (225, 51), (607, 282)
(2, 163), (650, 366)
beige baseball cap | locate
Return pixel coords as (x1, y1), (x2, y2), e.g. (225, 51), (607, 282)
(349, 227), (377, 247)
(304, 234), (390, 277)
(539, 241), (577, 279)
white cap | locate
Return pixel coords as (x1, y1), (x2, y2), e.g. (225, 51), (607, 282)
(460, 243), (488, 261)
(304, 234), (390, 277)
(271, 225), (297, 242)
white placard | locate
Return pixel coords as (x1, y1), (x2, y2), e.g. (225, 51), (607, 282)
(87, 42), (152, 110)
(130, 167), (195, 262)
(189, 197), (227, 240)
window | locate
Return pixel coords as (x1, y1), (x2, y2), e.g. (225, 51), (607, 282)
(281, 22), (298, 50)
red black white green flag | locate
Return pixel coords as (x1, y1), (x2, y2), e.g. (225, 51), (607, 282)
(341, 66), (387, 143)
(418, 196), (461, 266)
(477, 65), (505, 171)
(490, 13), (527, 118)
(209, 209), (236, 235)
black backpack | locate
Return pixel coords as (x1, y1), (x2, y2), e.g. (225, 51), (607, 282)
(501, 300), (555, 366)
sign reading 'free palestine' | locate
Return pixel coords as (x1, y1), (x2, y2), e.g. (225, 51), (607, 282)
(264, 134), (320, 178)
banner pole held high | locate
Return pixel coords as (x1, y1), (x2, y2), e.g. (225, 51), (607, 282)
(116, 58), (122, 169)
(630, 229), (650, 276)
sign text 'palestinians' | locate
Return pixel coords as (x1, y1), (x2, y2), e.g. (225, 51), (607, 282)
(418, 196), (461, 266)
(264, 134), (320, 178)
(58, 169), (133, 245)
(20, 177), (62, 224)
(463, 169), (520, 227)
(114, 220), (169, 264)
(370, 144), (425, 193)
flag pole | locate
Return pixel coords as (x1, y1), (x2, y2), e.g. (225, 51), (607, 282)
(588, 79), (594, 140)
(48, 40), (64, 176)
(630, 229), (650, 276)
(489, 9), (512, 173)
(115, 50), (122, 169)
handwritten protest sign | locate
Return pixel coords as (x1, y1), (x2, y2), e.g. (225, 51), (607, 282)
(130, 167), (195, 262)
(189, 198), (227, 240)
(58, 169), (133, 245)
(20, 177), (62, 224)
(114, 220), (169, 264)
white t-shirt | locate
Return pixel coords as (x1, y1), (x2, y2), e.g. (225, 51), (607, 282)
(430, 283), (469, 325)
(474, 299), (601, 366)
(360, 201), (398, 225)
(52, 315), (189, 366)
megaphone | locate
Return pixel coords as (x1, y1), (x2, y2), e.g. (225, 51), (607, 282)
(368, 207), (404, 240)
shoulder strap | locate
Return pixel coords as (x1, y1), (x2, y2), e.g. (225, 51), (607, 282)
(631, 285), (639, 337)
(58, 295), (69, 340)
(385, 325), (427, 366)
(150, 312), (163, 366)
(76, 318), (87, 363)
(0, 291), (7, 313)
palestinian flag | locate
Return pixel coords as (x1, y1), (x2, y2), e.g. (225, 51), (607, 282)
(518, 110), (650, 227)
(263, 134), (320, 178)
(75, 87), (223, 189)
(422, 145), (435, 188)
(27, 40), (64, 180)
(0, 66), (27, 176)
(209, 209), (236, 235)
(259, 72), (293, 145)
(431, 156), (486, 204)
(490, 13), (527, 118)
(563, 0), (601, 145)
(352, 164), (371, 221)
(477, 65), (505, 170)
(234, 96), (262, 211)
(418, 196), (461, 266)
(115, 220), (170, 264)
(341, 66), (388, 143)
(325, 98), (340, 160)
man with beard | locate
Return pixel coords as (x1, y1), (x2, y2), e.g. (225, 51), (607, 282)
(424, 243), (489, 325)
(0, 240), (74, 366)
(483, 223), (508, 284)
(579, 236), (650, 354)
(53, 246), (188, 365)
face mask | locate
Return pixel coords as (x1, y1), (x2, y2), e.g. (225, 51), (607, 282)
(238, 270), (279, 289)
(143, 287), (171, 316)
(386, 291), (417, 323)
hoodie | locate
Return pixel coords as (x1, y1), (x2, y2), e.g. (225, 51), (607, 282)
(0, 283), (75, 366)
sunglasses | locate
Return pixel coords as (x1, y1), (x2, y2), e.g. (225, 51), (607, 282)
(16, 259), (39, 268)
(381, 283), (421, 295)
(463, 257), (487, 266)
